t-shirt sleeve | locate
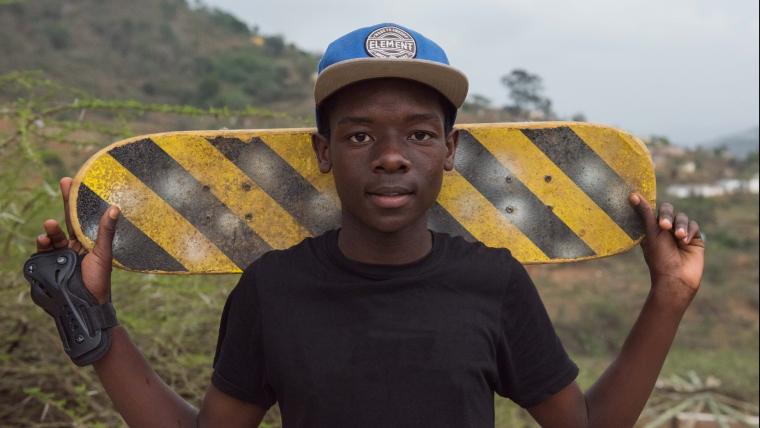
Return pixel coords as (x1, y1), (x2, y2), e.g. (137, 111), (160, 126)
(494, 259), (579, 408)
(211, 266), (276, 409)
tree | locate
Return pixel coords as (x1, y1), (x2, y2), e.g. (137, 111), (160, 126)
(501, 69), (554, 119)
(571, 112), (587, 122)
(463, 93), (492, 113)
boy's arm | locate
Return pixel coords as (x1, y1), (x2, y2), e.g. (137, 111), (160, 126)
(92, 326), (266, 427)
(528, 193), (705, 427)
(36, 178), (266, 428)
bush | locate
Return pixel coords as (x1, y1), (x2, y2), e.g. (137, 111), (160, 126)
(197, 77), (220, 101)
(207, 8), (249, 34)
(44, 24), (70, 50)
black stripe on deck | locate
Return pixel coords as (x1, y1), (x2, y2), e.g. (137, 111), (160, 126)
(428, 202), (476, 242)
(521, 127), (644, 239)
(108, 139), (270, 269)
(207, 137), (340, 235)
(456, 131), (595, 259)
(76, 184), (186, 272)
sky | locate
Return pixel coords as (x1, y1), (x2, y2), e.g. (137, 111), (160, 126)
(204, 0), (759, 145)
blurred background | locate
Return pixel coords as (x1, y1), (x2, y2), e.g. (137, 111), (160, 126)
(0, 0), (757, 426)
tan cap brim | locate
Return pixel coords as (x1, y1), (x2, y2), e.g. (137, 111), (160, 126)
(314, 58), (469, 108)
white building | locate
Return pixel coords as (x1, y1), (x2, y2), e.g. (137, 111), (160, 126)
(666, 173), (760, 198)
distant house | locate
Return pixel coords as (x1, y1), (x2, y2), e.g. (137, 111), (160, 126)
(678, 161), (696, 175)
(666, 173), (760, 198)
(648, 144), (686, 170)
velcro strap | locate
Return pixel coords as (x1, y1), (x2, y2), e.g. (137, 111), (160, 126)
(85, 303), (118, 331)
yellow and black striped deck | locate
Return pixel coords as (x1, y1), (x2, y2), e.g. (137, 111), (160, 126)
(70, 122), (656, 274)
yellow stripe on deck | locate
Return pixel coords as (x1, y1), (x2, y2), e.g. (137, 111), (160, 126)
(438, 171), (548, 263)
(260, 132), (339, 201)
(468, 127), (634, 255)
(153, 135), (311, 249)
(570, 125), (656, 202)
(82, 155), (239, 272)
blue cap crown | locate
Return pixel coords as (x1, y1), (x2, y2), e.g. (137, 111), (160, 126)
(314, 23), (468, 108)
(317, 23), (451, 74)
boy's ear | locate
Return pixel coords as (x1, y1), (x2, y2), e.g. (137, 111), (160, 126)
(311, 132), (332, 173)
(443, 129), (459, 171)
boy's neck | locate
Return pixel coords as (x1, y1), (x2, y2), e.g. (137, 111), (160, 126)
(337, 215), (432, 265)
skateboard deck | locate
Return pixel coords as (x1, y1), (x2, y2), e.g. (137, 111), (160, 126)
(70, 122), (656, 274)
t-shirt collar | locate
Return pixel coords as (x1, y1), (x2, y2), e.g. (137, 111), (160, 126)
(320, 229), (446, 280)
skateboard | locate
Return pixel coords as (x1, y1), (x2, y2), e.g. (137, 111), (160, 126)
(69, 122), (656, 273)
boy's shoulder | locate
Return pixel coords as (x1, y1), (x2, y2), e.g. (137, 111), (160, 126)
(248, 229), (336, 267)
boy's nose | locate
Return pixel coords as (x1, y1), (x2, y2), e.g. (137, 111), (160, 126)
(371, 138), (411, 173)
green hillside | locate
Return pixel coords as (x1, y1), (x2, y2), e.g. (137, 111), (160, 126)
(0, 0), (318, 112)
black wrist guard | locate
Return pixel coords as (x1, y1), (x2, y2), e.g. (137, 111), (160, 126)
(23, 248), (117, 366)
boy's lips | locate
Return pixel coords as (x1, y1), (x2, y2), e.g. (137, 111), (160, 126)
(366, 186), (415, 209)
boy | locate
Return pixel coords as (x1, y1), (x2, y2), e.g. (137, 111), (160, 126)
(34, 23), (704, 427)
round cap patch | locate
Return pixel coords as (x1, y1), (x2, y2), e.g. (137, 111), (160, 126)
(365, 26), (417, 59)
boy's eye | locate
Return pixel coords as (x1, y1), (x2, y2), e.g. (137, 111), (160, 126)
(409, 131), (432, 141)
(349, 133), (373, 143)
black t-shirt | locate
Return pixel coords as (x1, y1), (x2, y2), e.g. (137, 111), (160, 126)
(212, 230), (578, 427)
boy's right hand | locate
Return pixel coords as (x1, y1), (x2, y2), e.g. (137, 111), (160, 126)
(36, 177), (119, 304)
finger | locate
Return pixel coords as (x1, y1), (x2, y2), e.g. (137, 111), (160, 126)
(658, 202), (674, 230)
(70, 240), (85, 254)
(36, 234), (53, 252)
(686, 220), (703, 246)
(43, 219), (69, 249)
(91, 206), (120, 262)
(629, 192), (658, 237)
(60, 177), (75, 239)
(673, 212), (689, 239)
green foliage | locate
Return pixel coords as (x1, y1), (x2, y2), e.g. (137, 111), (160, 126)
(650, 135), (672, 146)
(159, 0), (181, 18)
(501, 69), (554, 119)
(43, 23), (70, 50)
(197, 76), (219, 99)
(462, 94), (493, 113)
(206, 7), (250, 34)
(0, 0), (319, 115)
(570, 112), (587, 122)
(263, 35), (286, 56)
(192, 47), (306, 107)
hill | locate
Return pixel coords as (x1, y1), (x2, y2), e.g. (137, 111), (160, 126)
(698, 125), (759, 158)
(0, 0), (318, 113)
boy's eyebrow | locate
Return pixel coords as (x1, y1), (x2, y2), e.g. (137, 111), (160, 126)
(336, 116), (374, 126)
(404, 113), (441, 123)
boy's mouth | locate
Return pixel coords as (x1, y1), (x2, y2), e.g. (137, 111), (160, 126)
(366, 186), (414, 209)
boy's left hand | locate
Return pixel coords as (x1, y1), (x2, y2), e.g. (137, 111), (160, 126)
(629, 192), (705, 308)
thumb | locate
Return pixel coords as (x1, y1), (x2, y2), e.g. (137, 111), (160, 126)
(91, 206), (119, 262)
(629, 192), (657, 239)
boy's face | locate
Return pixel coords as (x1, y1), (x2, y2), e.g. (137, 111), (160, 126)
(312, 78), (459, 234)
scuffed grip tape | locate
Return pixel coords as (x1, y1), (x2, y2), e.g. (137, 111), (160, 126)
(23, 248), (117, 366)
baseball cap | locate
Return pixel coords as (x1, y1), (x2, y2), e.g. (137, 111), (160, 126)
(314, 23), (469, 108)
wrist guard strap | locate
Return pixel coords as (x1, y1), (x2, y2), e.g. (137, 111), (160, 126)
(23, 248), (117, 366)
